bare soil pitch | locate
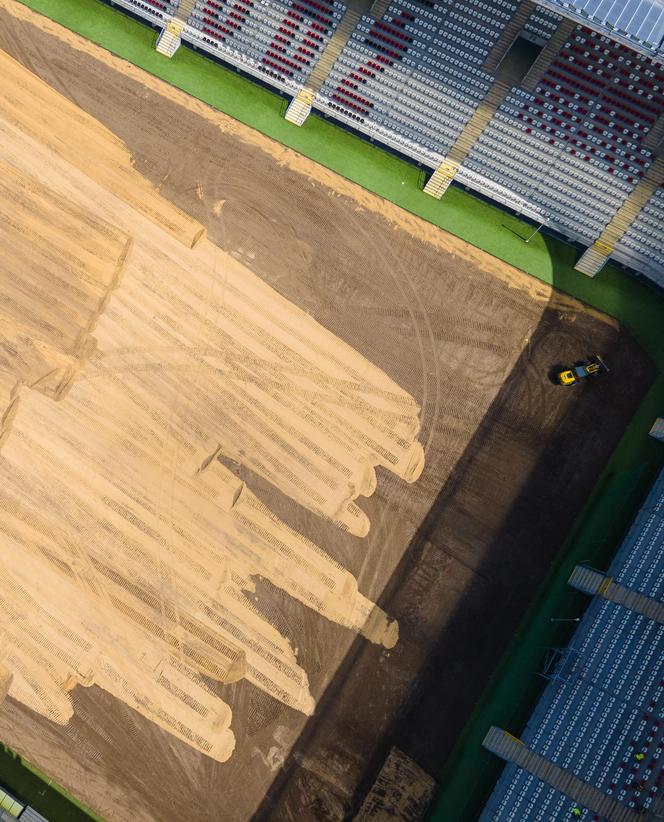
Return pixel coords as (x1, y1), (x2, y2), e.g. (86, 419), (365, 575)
(0, 8), (655, 821)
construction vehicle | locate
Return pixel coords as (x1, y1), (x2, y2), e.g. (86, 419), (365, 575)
(556, 354), (609, 386)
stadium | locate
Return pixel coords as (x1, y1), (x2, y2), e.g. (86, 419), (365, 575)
(0, 0), (662, 819)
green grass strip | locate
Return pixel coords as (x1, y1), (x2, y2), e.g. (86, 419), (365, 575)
(7, 1), (664, 819)
(0, 742), (102, 821)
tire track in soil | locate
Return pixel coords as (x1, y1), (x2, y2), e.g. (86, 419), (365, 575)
(347, 224), (441, 600)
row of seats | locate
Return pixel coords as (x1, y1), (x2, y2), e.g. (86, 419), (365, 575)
(522, 5), (560, 44)
(317, 0), (515, 163)
(185, 0), (344, 88)
(115, 0), (177, 21)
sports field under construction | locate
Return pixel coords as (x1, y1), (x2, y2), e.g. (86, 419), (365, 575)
(0, 3), (657, 820)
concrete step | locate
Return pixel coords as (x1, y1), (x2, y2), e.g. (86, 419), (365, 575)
(175, 0), (196, 19)
(156, 25), (182, 57)
(650, 418), (664, 442)
(609, 583), (664, 624)
(285, 89), (314, 126)
(574, 244), (610, 277)
(370, 0), (390, 18)
(423, 159), (459, 199)
(644, 112), (664, 151)
(568, 565), (607, 595)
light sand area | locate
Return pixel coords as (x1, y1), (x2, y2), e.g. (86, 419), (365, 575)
(0, 49), (424, 769)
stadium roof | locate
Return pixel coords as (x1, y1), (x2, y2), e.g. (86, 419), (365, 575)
(534, 0), (664, 60)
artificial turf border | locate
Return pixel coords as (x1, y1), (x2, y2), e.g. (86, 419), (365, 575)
(5, 1), (664, 819)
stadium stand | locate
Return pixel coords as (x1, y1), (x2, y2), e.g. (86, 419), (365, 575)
(0, 785), (23, 821)
(479, 466), (664, 821)
(108, 0), (664, 285)
(316, 0), (519, 165)
(16, 811), (48, 822)
(0, 782), (49, 822)
(184, 0), (346, 92)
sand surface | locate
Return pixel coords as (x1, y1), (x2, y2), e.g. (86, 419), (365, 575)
(0, 5), (654, 821)
(0, 48), (429, 766)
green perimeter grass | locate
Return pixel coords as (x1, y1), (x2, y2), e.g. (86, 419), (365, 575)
(0, 743), (101, 821)
(9, 1), (664, 818)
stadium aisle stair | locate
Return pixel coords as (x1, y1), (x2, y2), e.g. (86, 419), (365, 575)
(575, 156), (664, 276)
(483, 727), (651, 822)
(568, 565), (607, 595)
(569, 565), (664, 624)
(307, 9), (361, 91)
(423, 158), (460, 198)
(175, 0), (197, 19)
(156, 19), (184, 56)
(369, 0), (390, 19)
(285, 87), (314, 124)
(644, 112), (664, 150)
(424, 81), (510, 198)
(650, 797), (664, 819)
(285, 8), (362, 124)
(607, 583), (664, 624)
(574, 242), (618, 277)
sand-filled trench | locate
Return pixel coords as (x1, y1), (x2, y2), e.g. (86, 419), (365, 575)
(0, 50), (424, 763)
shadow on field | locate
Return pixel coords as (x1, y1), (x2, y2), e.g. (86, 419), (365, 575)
(253, 274), (655, 821)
